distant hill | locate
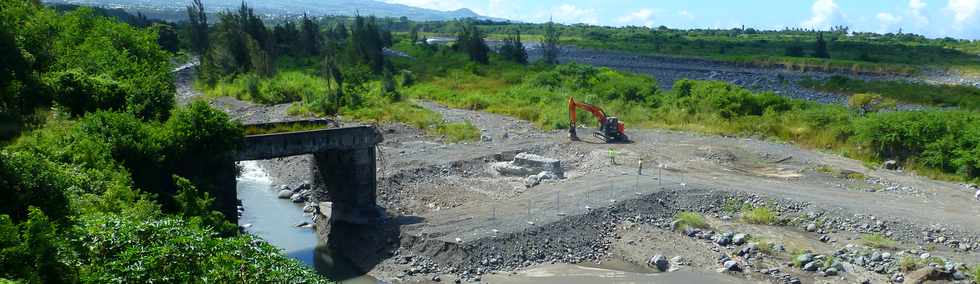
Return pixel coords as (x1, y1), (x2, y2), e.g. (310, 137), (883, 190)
(43, 0), (509, 22)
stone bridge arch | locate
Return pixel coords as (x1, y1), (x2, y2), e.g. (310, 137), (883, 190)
(232, 123), (385, 225)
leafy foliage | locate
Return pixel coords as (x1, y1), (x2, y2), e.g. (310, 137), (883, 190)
(802, 75), (980, 110)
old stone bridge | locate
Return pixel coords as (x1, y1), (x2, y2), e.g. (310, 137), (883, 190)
(219, 121), (385, 225)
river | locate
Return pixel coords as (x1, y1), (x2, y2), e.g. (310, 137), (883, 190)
(236, 161), (380, 284)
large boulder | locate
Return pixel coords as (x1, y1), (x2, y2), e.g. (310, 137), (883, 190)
(648, 255), (670, 272)
(278, 190), (294, 199)
(513, 153), (563, 178)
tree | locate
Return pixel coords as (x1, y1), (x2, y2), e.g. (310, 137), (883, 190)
(498, 30), (527, 64)
(542, 18), (561, 65)
(186, 0), (208, 55)
(153, 23), (179, 53)
(456, 21), (489, 64)
(784, 45), (804, 57)
(409, 25), (419, 45)
(348, 15), (385, 73)
(298, 14), (320, 56)
(814, 32), (830, 58)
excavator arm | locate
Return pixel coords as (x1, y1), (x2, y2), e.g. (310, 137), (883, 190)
(568, 97), (608, 131)
(568, 97), (627, 142)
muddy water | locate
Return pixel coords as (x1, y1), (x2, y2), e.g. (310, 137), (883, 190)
(236, 161), (380, 284)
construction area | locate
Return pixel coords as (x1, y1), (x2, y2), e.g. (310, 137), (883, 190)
(252, 99), (980, 284)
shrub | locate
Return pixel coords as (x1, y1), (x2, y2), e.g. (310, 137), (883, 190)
(899, 256), (919, 272)
(742, 207), (777, 225)
(673, 211), (708, 231)
(436, 122), (480, 143)
(861, 233), (897, 249)
(0, 151), (71, 223)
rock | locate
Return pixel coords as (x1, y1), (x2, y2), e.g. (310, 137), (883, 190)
(290, 193), (306, 203)
(278, 189), (294, 199)
(524, 175), (542, 188)
(803, 261), (819, 272)
(670, 256), (685, 265)
(881, 252), (891, 259)
(883, 160), (899, 170)
(648, 255), (670, 272)
(952, 271), (967, 280)
(905, 267), (939, 283)
(670, 220), (681, 231)
(294, 221), (310, 228)
(806, 223), (817, 232)
(432, 275), (442, 282)
(871, 252), (883, 261)
(825, 267), (838, 276)
(788, 278), (802, 284)
(732, 233), (748, 245)
(723, 260), (741, 272)
(796, 253), (814, 265)
(512, 153), (564, 178)
(919, 252), (930, 259)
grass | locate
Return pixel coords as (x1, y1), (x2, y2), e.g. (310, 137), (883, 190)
(974, 265), (980, 283)
(899, 256), (920, 272)
(814, 165), (866, 180)
(860, 233), (898, 249)
(435, 122), (481, 143)
(674, 211), (709, 231)
(244, 123), (330, 135)
(742, 207), (778, 225)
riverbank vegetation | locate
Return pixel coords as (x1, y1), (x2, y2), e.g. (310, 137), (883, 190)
(0, 1), (329, 282)
(388, 35), (980, 184)
(801, 76), (980, 110)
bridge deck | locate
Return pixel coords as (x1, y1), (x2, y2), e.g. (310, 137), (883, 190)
(236, 126), (383, 161)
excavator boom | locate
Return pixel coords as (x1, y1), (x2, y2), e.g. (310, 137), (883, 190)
(568, 97), (628, 143)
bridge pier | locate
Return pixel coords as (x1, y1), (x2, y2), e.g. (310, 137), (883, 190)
(312, 147), (383, 224)
(236, 125), (385, 225)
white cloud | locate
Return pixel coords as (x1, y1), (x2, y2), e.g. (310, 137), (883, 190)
(802, 0), (845, 29)
(678, 10), (695, 20)
(876, 12), (902, 32)
(383, 0), (464, 11)
(908, 0), (929, 26)
(617, 9), (655, 27)
(548, 4), (598, 25)
(947, 0), (980, 28)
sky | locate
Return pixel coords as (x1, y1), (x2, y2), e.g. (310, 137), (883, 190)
(383, 0), (980, 39)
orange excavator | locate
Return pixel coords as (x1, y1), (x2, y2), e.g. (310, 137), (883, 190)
(568, 97), (628, 143)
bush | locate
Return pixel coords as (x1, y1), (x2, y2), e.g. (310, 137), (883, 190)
(673, 212), (708, 231)
(74, 214), (330, 283)
(435, 122), (480, 143)
(742, 207), (777, 225)
(0, 151), (71, 224)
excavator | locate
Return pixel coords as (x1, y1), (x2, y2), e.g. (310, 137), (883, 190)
(568, 97), (628, 143)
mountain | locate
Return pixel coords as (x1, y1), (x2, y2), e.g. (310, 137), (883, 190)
(42, 0), (508, 22)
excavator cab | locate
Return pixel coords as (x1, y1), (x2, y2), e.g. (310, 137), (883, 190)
(568, 97), (629, 143)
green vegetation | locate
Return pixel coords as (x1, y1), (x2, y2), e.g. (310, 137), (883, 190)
(436, 122), (481, 143)
(389, 38), (980, 183)
(899, 256), (919, 272)
(742, 207), (778, 225)
(802, 76), (980, 110)
(673, 211), (709, 231)
(0, 2), (329, 282)
(815, 165), (867, 180)
(973, 264), (980, 283)
(860, 233), (898, 249)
